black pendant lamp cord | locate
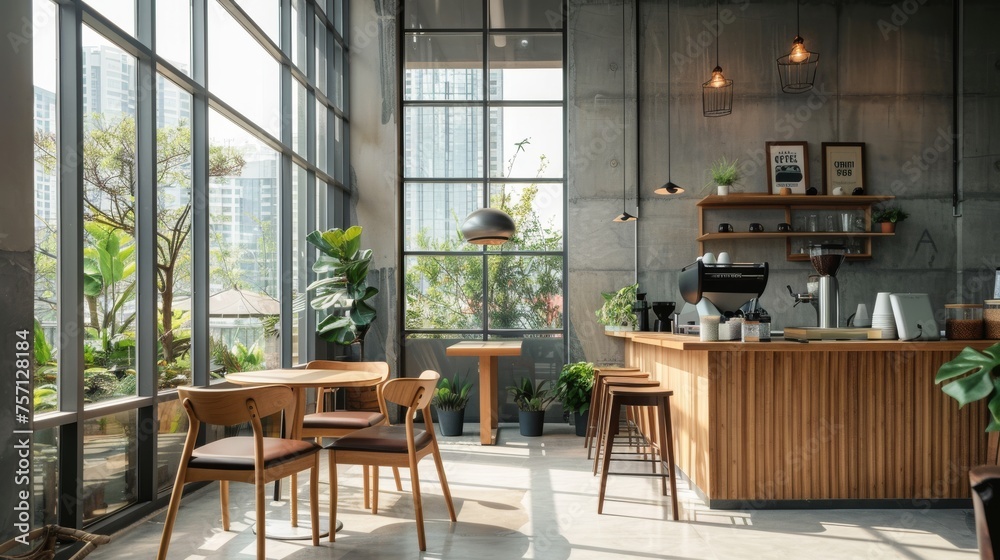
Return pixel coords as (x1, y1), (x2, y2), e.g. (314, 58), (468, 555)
(622, 3), (627, 213)
(796, 0), (801, 37)
(715, 0), (720, 67)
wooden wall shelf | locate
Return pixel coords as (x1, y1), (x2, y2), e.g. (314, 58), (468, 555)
(696, 194), (895, 261)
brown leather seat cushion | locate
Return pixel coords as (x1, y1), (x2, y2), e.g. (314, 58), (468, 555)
(302, 411), (385, 430)
(326, 425), (431, 454)
(188, 437), (320, 470)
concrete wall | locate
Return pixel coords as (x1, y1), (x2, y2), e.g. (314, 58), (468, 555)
(351, 0), (996, 371)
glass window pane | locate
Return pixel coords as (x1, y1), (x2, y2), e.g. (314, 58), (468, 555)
(404, 255), (483, 330)
(157, 398), (189, 491)
(157, 75), (193, 388)
(315, 16), (327, 95)
(489, 0), (564, 29)
(157, 0), (192, 75)
(316, 100), (328, 173)
(208, 110), (281, 372)
(34, 428), (59, 526)
(403, 183), (482, 251)
(488, 182), (563, 251)
(235, 0), (279, 44)
(490, 107), (563, 179)
(404, 33), (483, 101)
(292, 0), (307, 69)
(488, 255), (563, 329)
(334, 0), (344, 36)
(86, 0), (136, 36)
(333, 115), (344, 182)
(292, 78), (307, 156)
(209, 0), (280, 138)
(404, 0), (482, 29)
(404, 106), (484, 178)
(82, 25), (138, 404)
(333, 40), (345, 109)
(83, 410), (138, 524)
(488, 33), (562, 101)
(292, 165), (309, 364)
(33, 0), (58, 412)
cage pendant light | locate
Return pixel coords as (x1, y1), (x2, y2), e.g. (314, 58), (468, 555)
(702, 0), (733, 117)
(613, 4), (637, 222)
(776, 0), (820, 93)
(655, 0), (684, 195)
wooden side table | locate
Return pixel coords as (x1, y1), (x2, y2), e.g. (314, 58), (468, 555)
(445, 341), (522, 445)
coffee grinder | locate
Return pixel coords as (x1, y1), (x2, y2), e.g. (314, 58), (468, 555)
(634, 292), (651, 331)
(808, 243), (846, 328)
(651, 301), (676, 332)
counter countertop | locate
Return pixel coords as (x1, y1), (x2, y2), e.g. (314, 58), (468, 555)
(607, 330), (999, 352)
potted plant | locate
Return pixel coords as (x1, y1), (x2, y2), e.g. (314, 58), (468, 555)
(595, 283), (638, 332)
(507, 377), (558, 437)
(556, 362), (595, 436)
(303, 225), (379, 357)
(708, 156), (740, 195)
(432, 374), (473, 437)
(871, 205), (909, 233)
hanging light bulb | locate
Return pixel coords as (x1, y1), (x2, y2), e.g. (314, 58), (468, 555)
(776, 1), (820, 93)
(708, 66), (728, 87)
(702, 0), (733, 117)
(788, 36), (810, 63)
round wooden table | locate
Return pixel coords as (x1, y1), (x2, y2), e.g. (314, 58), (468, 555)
(225, 367), (383, 539)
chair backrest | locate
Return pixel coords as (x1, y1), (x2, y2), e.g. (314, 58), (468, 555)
(381, 370), (440, 411)
(178, 385), (293, 427)
(307, 360), (390, 383)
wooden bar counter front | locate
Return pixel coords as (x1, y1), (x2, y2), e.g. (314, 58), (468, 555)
(608, 331), (995, 509)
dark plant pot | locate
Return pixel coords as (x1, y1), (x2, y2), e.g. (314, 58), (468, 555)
(437, 409), (465, 437)
(574, 410), (590, 437)
(518, 410), (545, 437)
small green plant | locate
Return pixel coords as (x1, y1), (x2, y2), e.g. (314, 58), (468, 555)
(595, 283), (638, 329)
(708, 156), (740, 187)
(936, 342), (1000, 431)
(507, 377), (558, 412)
(872, 205), (909, 223)
(432, 374), (473, 412)
(556, 362), (595, 414)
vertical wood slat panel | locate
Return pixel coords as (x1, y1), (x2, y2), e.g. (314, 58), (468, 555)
(628, 339), (988, 502)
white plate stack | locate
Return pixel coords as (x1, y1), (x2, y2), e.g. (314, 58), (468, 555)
(872, 292), (896, 339)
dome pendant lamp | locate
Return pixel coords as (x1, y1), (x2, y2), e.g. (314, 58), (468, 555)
(461, 207), (516, 245)
(776, 0), (820, 93)
(655, 0), (684, 196)
(613, 3), (637, 222)
(702, 0), (733, 117)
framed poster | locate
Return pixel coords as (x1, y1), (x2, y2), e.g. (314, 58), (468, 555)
(822, 142), (866, 194)
(766, 141), (810, 194)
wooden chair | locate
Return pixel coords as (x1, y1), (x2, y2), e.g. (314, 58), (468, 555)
(297, 360), (402, 512)
(327, 370), (457, 551)
(157, 385), (321, 560)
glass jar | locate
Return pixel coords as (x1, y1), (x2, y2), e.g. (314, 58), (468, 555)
(945, 304), (983, 340)
(759, 314), (772, 342)
(742, 313), (761, 342)
(985, 300), (1000, 339)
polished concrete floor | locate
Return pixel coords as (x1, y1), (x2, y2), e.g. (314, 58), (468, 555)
(93, 423), (979, 559)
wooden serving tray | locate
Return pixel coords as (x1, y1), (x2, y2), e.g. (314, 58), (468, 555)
(783, 327), (886, 341)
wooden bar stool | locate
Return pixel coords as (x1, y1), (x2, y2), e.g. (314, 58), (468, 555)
(597, 386), (679, 519)
(585, 367), (645, 455)
(592, 376), (660, 475)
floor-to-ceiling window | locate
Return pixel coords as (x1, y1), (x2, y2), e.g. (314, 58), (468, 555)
(30, 0), (349, 533)
(400, 0), (567, 422)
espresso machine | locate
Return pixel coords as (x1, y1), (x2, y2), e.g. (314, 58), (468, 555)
(679, 261), (770, 318)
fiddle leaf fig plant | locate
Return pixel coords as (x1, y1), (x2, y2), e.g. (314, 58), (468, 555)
(935, 343), (1000, 431)
(304, 226), (379, 352)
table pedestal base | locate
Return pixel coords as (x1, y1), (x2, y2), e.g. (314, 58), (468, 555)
(252, 518), (339, 540)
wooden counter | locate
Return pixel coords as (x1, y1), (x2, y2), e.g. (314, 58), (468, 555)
(610, 331), (996, 508)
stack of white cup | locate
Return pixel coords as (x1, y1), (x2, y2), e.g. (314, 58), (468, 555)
(872, 292), (896, 339)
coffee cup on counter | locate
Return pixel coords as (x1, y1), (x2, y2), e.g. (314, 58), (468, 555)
(776, 222), (792, 232)
(749, 223), (765, 233)
(718, 223), (734, 233)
